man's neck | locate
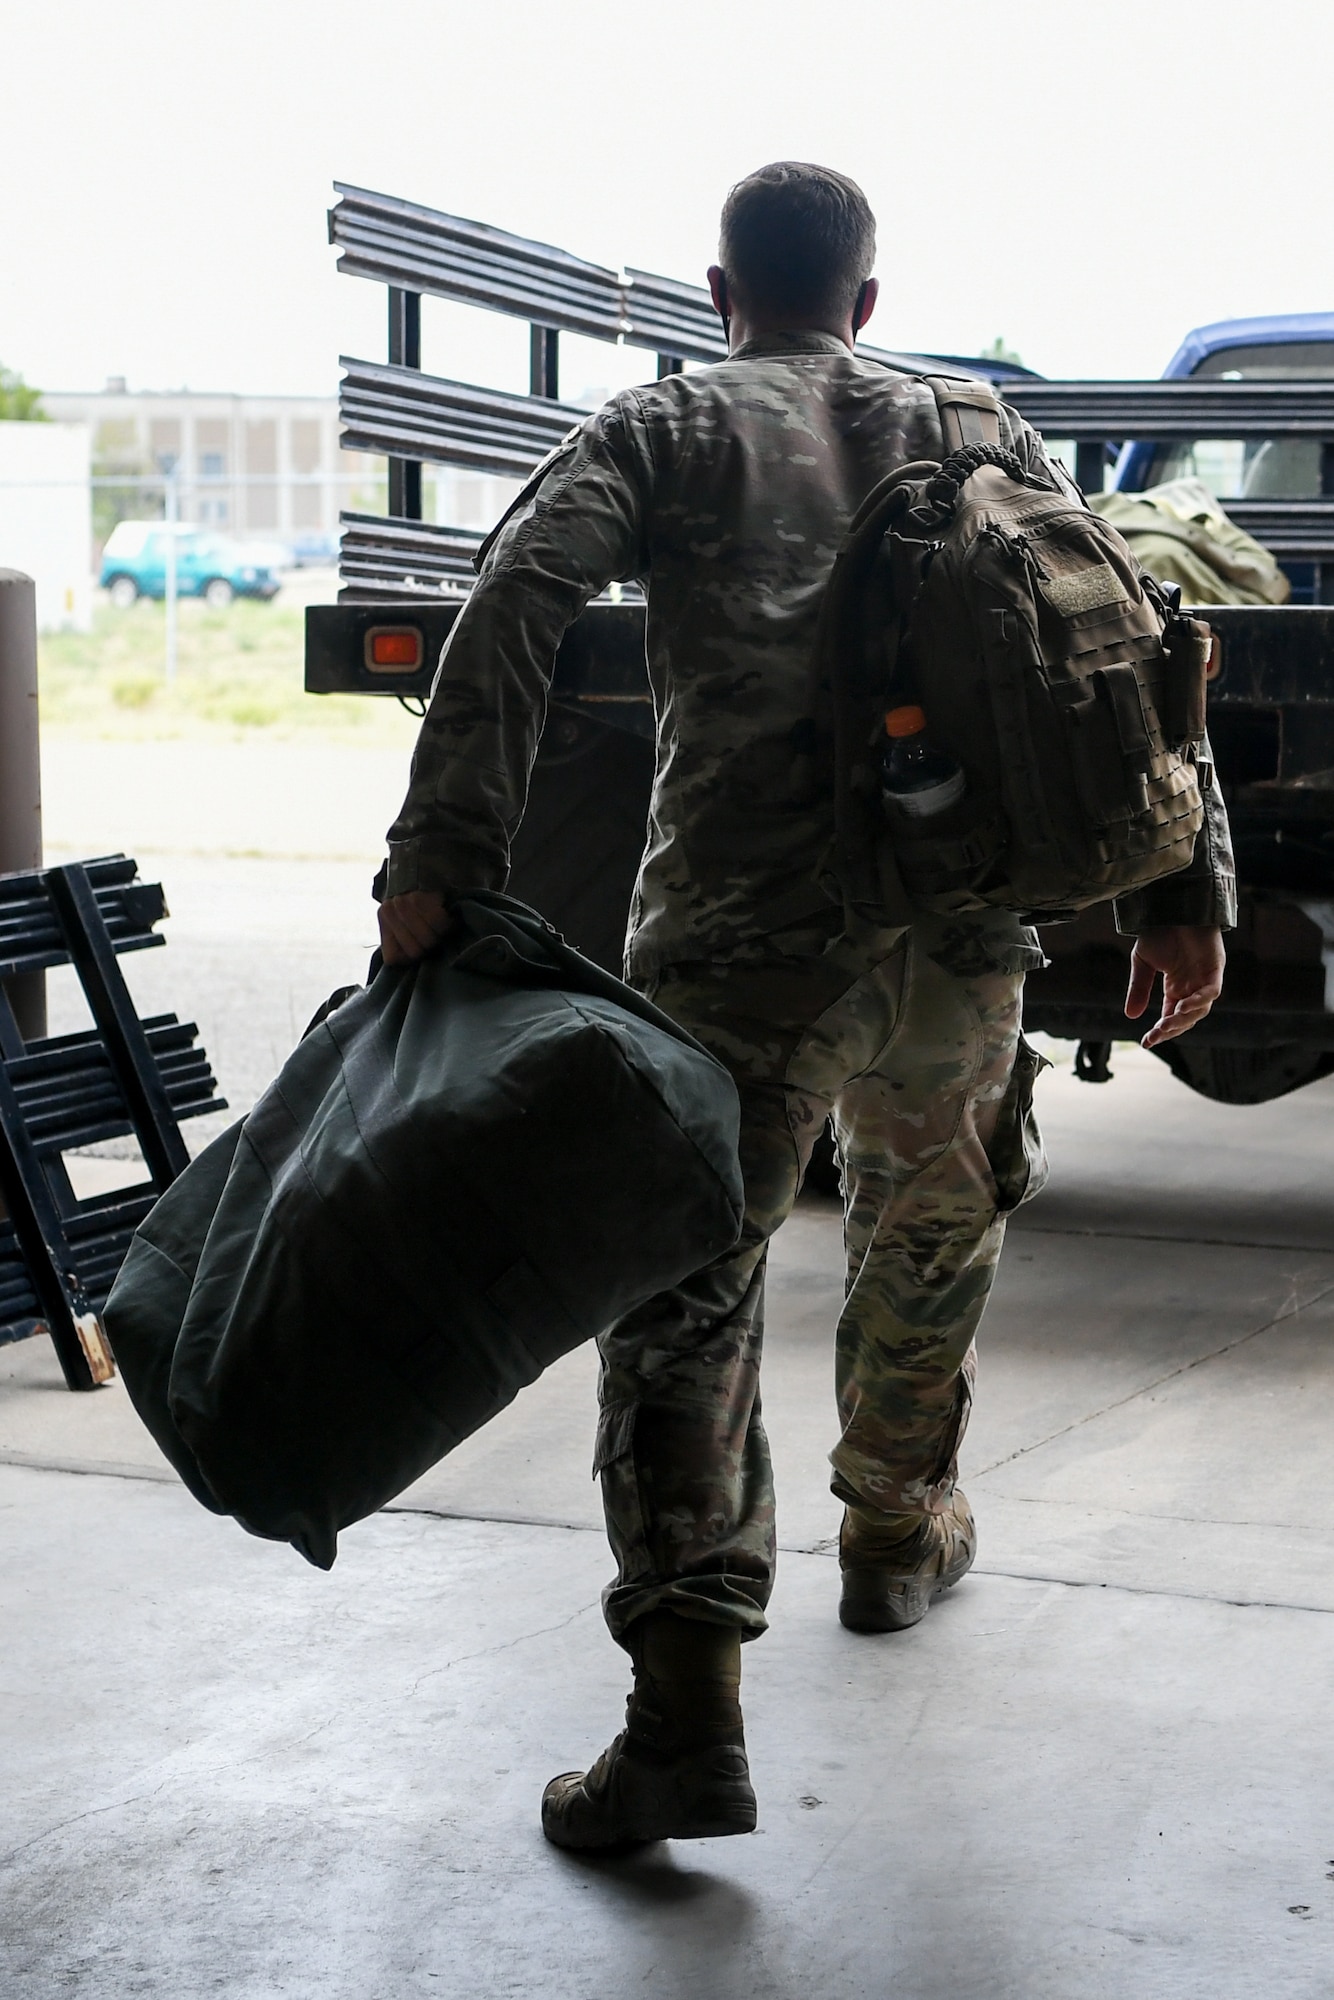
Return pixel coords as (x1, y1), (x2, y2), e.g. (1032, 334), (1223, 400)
(725, 314), (856, 354)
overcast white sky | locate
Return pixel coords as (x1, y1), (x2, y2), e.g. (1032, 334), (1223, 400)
(2, 0), (1330, 401)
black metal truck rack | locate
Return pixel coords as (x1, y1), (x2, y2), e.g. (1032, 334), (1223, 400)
(307, 183), (1334, 1105)
(0, 857), (226, 1388)
(1000, 378), (1334, 603)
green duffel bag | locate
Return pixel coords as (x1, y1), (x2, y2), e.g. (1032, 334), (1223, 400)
(103, 893), (744, 1569)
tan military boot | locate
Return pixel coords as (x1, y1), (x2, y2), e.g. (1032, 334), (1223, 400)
(838, 1491), (977, 1633)
(541, 1610), (757, 1851)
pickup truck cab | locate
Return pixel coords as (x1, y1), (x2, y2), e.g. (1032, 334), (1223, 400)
(100, 521), (282, 607)
(1114, 312), (1334, 603)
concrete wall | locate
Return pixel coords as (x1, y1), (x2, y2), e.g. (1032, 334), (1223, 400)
(0, 421), (92, 631)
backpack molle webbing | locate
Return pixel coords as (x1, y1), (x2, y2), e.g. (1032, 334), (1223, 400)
(819, 375), (1209, 923)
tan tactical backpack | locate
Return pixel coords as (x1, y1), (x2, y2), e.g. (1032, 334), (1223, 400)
(817, 376), (1212, 923)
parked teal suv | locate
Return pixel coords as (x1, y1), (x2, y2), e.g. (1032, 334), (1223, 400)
(100, 521), (282, 607)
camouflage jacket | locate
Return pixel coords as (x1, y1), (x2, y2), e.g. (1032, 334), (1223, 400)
(383, 331), (1235, 977)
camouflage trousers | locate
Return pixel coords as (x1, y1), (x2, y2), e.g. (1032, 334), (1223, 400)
(596, 918), (1048, 1645)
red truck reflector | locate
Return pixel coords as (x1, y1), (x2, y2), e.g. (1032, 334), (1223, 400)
(364, 625), (424, 671)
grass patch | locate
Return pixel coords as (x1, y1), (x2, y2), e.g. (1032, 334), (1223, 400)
(39, 598), (420, 746)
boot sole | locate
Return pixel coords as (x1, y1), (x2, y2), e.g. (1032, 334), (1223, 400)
(542, 1772), (757, 1851)
(542, 1798), (758, 1851)
(839, 1551), (975, 1634)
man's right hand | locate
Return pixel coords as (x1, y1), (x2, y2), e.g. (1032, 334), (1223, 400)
(377, 890), (455, 966)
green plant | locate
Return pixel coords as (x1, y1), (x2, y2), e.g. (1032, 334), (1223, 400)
(37, 598), (420, 748)
(110, 671), (159, 709)
(0, 364), (47, 420)
(980, 336), (1024, 367)
(223, 696), (282, 727)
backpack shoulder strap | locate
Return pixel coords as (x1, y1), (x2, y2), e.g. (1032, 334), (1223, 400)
(921, 374), (1003, 453)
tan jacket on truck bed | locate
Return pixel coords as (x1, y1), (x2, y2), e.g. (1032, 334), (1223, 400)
(383, 331), (1236, 975)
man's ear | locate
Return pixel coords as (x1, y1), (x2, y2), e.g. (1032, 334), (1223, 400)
(707, 265), (730, 323)
(853, 276), (880, 333)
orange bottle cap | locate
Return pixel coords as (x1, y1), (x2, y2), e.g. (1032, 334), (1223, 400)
(884, 704), (927, 739)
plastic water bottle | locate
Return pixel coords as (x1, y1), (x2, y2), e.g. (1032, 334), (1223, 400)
(881, 705), (966, 818)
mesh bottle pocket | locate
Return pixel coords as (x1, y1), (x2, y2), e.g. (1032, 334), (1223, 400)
(883, 789), (1009, 909)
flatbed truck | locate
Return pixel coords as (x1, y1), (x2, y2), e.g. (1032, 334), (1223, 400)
(306, 186), (1334, 1107)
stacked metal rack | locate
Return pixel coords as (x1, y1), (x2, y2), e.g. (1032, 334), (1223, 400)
(0, 856), (226, 1390)
(325, 180), (949, 598)
(1001, 378), (1334, 587)
(325, 184), (1334, 605)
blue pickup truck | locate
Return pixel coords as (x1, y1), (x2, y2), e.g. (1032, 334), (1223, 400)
(1114, 311), (1334, 603)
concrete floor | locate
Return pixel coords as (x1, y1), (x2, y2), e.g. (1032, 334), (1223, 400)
(3, 746), (1333, 1996)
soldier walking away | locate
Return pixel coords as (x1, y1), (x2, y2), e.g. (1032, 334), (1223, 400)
(376, 162), (1233, 1851)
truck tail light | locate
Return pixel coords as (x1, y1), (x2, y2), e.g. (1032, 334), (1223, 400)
(364, 625), (424, 672)
(1205, 632), (1223, 682)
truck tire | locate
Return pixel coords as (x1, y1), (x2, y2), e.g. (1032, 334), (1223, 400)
(107, 574), (139, 608)
(202, 577), (234, 608)
(1150, 1040), (1334, 1104)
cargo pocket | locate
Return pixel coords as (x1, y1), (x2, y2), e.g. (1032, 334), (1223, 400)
(593, 1397), (639, 1478)
(985, 1035), (1050, 1213)
(592, 1397), (650, 1563)
(921, 1346), (977, 1506)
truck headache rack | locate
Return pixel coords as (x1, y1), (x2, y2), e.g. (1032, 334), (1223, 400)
(337, 359), (587, 477)
(328, 180), (942, 371)
(337, 514), (483, 602)
(326, 180), (958, 589)
(1003, 378), (1334, 591)
(1004, 379), (1334, 436)
(0, 859), (226, 1390)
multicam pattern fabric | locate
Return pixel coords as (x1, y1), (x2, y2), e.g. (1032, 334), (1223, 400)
(594, 917), (1047, 1642)
(381, 328), (1233, 1649)
(382, 331), (1231, 977)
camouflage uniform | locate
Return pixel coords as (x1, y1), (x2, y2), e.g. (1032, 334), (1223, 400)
(384, 332), (1234, 1641)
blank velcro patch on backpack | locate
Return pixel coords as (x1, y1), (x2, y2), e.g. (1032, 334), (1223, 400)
(1038, 561), (1126, 617)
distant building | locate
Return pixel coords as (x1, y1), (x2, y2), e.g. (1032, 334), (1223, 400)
(41, 381), (521, 556)
(41, 382), (375, 550)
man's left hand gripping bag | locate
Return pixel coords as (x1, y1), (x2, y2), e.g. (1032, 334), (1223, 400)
(103, 893), (744, 1569)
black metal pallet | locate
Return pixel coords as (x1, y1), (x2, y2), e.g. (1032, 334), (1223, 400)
(0, 852), (167, 980)
(0, 858), (226, 1390)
